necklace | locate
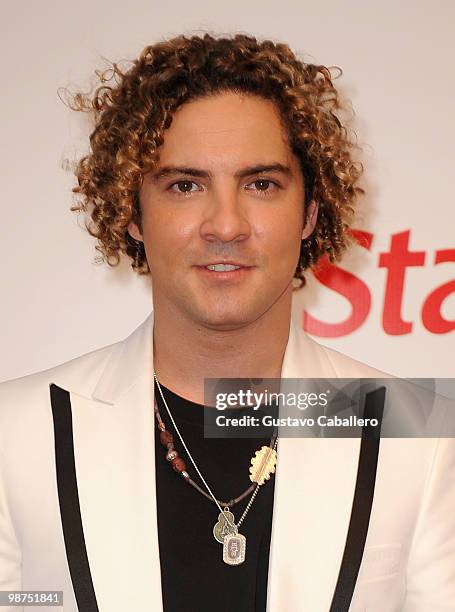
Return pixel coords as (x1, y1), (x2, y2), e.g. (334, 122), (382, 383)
(153, 373), (278, 566)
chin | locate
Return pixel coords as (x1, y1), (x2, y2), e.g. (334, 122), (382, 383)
(197, 306), (256, 331)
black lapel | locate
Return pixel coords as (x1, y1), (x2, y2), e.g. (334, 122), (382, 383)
(50, 384), (99, 612)
(329, 386), (386, 612)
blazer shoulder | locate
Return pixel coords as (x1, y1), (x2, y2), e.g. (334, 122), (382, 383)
(0, 340), (118, 414)
(311, 337), (455, 437)
(308, 336), (393, 379)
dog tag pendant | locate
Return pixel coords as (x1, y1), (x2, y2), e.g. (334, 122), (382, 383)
(223, 530), (247, 565)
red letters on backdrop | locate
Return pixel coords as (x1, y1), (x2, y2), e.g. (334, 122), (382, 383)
(303, 230), (455, 337)
(422, 249), (455, 334)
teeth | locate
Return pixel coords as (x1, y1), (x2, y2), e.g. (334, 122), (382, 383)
(206, 264), (241, 271)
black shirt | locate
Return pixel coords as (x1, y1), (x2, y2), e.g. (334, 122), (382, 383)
(154, 381), (276, 611)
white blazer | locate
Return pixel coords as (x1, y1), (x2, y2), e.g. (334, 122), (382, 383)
(0, 312), (454, 611)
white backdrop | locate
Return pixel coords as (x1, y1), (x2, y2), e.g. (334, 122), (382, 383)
(1, 0), (454, 381)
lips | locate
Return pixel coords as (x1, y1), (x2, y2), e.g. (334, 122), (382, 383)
(205, 263), (242, 271)
(194, 262), (254, 280)
(199, 261), (251, 269)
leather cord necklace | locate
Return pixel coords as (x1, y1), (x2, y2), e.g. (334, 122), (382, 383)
(154, 372), (278, 566)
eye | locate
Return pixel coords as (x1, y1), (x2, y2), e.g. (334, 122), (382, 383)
(245, 178), (279, 196)
(169, 180), (200, 194)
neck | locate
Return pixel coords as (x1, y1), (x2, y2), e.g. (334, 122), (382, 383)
(152, 290), (293, 405)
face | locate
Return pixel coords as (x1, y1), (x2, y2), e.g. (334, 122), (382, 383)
(129, 92), (317, 330)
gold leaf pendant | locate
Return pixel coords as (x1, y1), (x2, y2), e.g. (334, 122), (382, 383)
(249, 446), (277, 485)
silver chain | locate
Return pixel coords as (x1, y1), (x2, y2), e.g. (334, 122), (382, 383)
(153, 372), (277, 531)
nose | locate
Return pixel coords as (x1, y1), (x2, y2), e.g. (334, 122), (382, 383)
(199, 184), (251, 244)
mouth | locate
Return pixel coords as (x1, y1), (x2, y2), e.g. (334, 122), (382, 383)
(194, 262), (254, 280)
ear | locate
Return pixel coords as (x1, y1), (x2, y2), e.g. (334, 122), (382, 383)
(301, 200), (318, 240)
(127, 221), (144, 242)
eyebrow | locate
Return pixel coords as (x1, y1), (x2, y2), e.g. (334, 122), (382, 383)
(150, 163), (293, 181)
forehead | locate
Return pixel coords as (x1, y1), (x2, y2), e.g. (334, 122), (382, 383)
(156, 92), (294, 167)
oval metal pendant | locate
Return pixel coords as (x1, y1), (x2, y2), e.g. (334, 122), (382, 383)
(250, 446), (277, 485)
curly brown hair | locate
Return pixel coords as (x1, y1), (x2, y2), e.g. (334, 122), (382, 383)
(69, 32), (364, 289)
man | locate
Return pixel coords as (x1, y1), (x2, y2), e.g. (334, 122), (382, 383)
(0, 33), (454, 612)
